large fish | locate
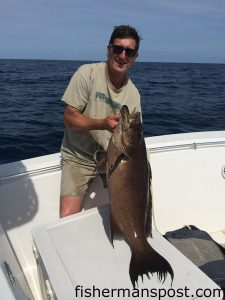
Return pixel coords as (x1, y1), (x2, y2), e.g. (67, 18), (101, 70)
(99, 105), (174, 287)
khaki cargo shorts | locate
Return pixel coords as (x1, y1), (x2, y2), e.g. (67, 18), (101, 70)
(60, 158), (97, 197)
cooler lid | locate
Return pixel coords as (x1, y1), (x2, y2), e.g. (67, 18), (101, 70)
(32, 205), (222, 300)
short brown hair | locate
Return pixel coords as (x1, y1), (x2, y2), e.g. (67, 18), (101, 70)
(108, 25), (142, 50)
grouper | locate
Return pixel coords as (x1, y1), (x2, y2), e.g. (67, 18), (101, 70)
(98, 105), (174, 287)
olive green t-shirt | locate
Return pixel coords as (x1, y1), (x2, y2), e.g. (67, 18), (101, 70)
(61, 62), (141, 163)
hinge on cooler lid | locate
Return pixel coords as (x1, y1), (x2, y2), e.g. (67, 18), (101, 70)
(4, 261), (16, 287)
(45, 279), (54, 300)
(32, 244), (39, 264)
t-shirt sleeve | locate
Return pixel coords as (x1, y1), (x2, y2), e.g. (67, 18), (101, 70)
(131, 90), (142, 113)
(130, 89), (142, 122)
(61, 66), (90, 112)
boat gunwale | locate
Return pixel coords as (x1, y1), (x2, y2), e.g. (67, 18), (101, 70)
(1, 131), (225, 179)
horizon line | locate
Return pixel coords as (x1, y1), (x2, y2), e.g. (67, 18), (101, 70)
(0, 57), (224, 65)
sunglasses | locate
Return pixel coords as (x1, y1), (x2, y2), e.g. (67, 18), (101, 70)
(111, 44), (137, 58)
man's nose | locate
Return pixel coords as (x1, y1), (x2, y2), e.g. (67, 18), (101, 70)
(119, 50), (127, 59)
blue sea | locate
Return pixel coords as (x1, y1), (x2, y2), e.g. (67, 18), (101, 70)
(1, 59), (225, 165)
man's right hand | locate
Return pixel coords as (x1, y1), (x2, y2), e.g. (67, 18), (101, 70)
(103, 114), (120, 132)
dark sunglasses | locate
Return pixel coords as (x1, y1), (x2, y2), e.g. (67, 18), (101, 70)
(111, 44), (137, 58)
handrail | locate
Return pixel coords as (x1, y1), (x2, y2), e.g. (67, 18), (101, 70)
(148, 140), (225, 153)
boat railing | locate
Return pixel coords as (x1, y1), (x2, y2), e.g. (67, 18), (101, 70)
(148, 140), (225, 154)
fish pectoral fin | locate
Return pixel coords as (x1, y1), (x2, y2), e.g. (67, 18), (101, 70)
(108, 153), (125, 178)
(109, 209), (124, 246)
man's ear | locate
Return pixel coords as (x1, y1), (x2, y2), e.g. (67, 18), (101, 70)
(107, 45), (110, 58)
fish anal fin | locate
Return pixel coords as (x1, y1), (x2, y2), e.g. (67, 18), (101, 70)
(145, 162), (152, 238)
(109, 208), (124, 247)
(145, 199), (152, 238)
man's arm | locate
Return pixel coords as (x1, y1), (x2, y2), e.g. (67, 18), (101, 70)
(64, 105), (120, 132)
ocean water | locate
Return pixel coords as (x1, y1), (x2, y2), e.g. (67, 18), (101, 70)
(0, 59), (225, 164)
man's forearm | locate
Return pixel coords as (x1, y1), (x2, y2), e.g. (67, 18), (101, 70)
(64, 105), (106, 131)
(63, 105), (119, 132)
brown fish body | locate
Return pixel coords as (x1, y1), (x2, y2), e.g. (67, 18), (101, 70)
(108, 138), (150, 245)
(105, 105), (173, 287)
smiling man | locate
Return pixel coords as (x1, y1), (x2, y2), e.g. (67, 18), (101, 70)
(60, 25), (142, 217)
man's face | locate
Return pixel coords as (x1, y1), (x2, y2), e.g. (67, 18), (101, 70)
(107, 38), (138, 75)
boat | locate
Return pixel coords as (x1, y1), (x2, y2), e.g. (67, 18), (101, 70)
(0, 131), (225, 299)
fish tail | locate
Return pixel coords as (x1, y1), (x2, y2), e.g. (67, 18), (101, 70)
(129, 244), (174, 288)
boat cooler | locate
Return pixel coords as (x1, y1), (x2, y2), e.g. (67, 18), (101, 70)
(0, 224), (34, 300)
(32, 205), (223, 300)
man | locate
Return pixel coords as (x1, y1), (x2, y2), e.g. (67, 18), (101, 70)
(60, 25), (142, 217)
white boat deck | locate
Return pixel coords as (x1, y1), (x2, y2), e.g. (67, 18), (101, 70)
(0, 131), (225, 299)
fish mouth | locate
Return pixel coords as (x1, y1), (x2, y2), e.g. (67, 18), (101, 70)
(120, 105), (141, 130)
(120, 105), (130, 129)
(118, 105), (143, 152)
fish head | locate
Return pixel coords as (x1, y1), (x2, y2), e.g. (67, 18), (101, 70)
(114, 105), (143, 158)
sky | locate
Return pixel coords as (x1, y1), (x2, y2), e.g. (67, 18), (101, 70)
(0, 0), (225, 63)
